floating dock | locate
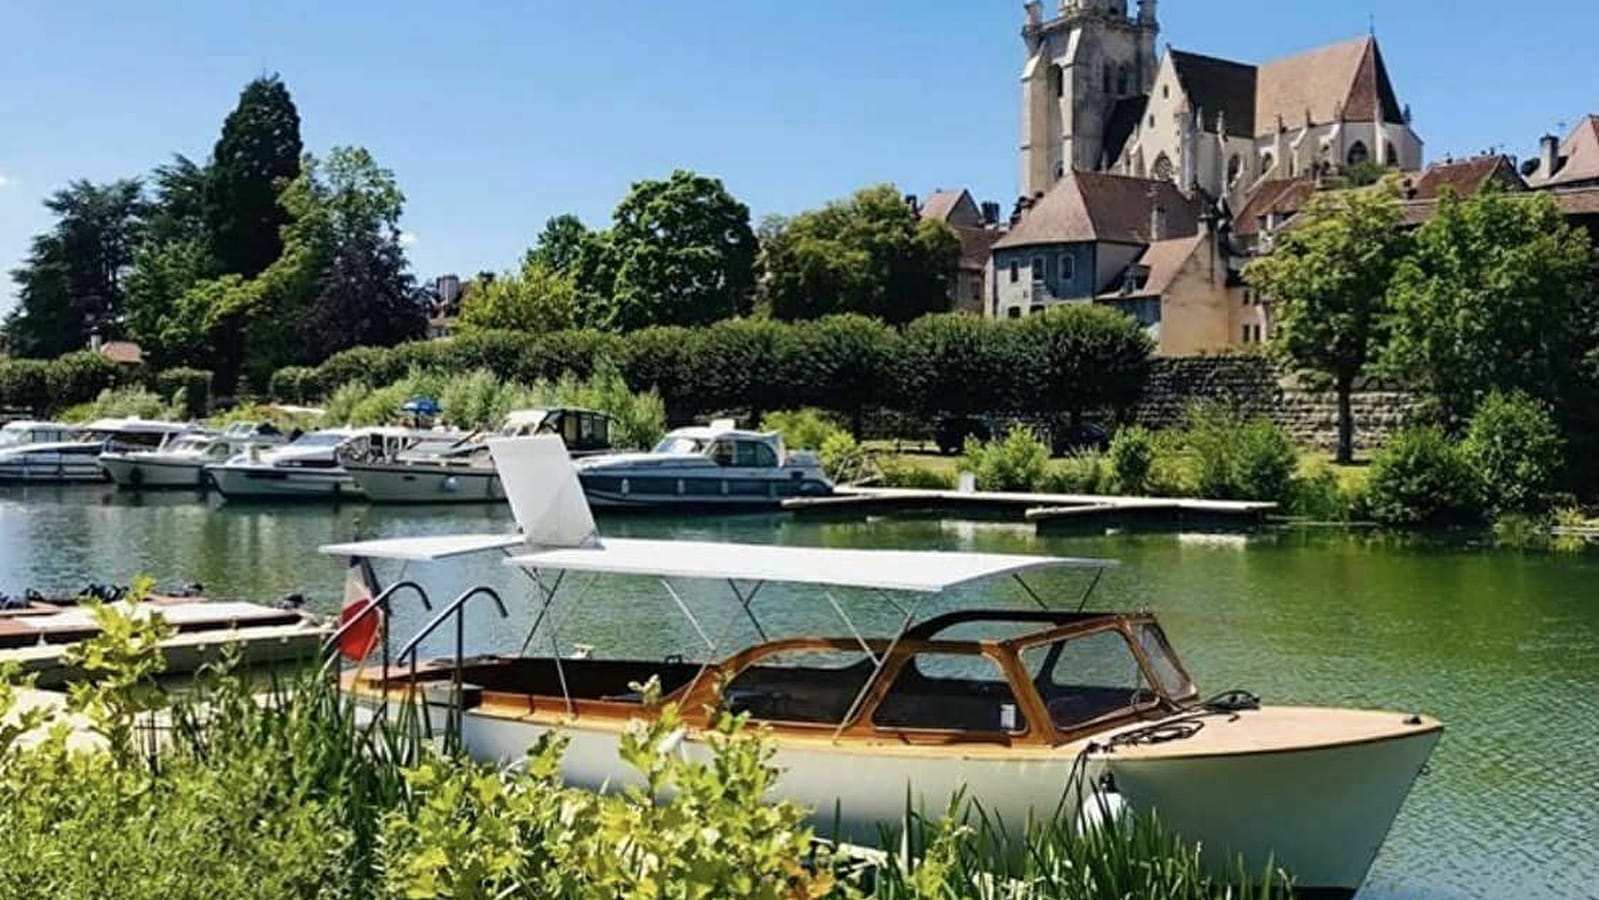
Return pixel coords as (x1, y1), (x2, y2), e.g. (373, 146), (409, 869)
(784, 486), (1275, 530)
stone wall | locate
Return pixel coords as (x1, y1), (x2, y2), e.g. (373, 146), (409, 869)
(1135, 356), (1422, 453)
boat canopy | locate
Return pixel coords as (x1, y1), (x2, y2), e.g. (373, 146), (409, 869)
(320, 533), (527, 562)
(504, 538), (1112, 594)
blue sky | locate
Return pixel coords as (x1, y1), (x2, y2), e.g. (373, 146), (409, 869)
(2, 1), (1595, 312)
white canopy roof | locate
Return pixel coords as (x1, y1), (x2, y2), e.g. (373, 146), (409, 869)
(320, 533), (527, 562)
(504, 537), (1112, 594)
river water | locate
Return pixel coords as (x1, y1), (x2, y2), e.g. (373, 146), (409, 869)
(1, 483), (1595, 900)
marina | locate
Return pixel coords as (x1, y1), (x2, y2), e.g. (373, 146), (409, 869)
(786, 485), (1277, 529)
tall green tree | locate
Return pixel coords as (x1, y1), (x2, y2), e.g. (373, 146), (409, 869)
(125, 155), (217, 366)
(759, 185), (960, 324)
(204, 75), (303, 279)
(1015, 303), (1154, 426)
(458, 261), (578, 334)
(526, 214), (592, 276)
(5, 180), (148, 357)
(1384, 189), (1597, 430)
(605, 171), (757, 330)
(1245, 186), (1407, 463)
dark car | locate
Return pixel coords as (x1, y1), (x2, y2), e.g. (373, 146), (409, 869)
(933, 415), (993, 456)
(1052, 422), (1111, 456)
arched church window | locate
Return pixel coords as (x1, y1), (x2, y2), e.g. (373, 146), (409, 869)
(1152, 153), (1174, 182)
(1227, 154), (1243, 187)
(1384, 142), (1398, 167)
(1050, 65), (1064, 99)
(1104, 65), (1114, 93)
(1347, 141), (1370, 167)
(1260, 152), (1276, 175)
(1117, 64), (1131, 96)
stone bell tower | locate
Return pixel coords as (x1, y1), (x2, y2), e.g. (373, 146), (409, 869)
(1019, 0), (1159, 197)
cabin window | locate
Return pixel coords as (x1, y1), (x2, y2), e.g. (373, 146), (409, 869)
(1137, 624), (1193, 698)
(724, 649), (874, 726)
(1020, 629), (1158, 731)
(562, 413), (582, 446)
(873, 652), (1025, 734)
(710, 439), (736, 466)
(733, 440), (778, 468)
(578, 413), (609, 449)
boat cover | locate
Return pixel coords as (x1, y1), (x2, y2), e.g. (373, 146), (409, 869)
(319, 534), (528, 562)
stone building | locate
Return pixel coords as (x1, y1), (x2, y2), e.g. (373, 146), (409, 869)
(916, 190), (1004, 314)
(1527, 115), (1599, 191)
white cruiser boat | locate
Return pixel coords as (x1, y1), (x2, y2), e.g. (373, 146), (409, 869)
(322, 437), (1442, 899)
(347, 408), (617, 504)
(574, 421), (832, 509)
(100, 423), (288, 489)
(208, 427), (453, 500)
(0, 418), (195, 483)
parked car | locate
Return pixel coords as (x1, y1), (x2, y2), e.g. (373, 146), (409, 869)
(1052, 422), (1111, 455)
(933, 415), (992, 455)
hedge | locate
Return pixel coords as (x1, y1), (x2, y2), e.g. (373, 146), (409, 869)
(0, 352), (123, 417)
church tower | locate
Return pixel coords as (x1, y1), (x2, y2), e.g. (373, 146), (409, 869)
(1020, 1), (1159, 197)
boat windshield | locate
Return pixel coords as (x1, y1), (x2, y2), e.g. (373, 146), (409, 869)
(653, 435), (709, 455)
(0, 426), (33, 447)
(167, 436), (214, 453)
(1020, 627), (1163, 731)
(290, 432), (347, 448)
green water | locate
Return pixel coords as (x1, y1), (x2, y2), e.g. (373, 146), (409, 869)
(2, 483), (1595, 900)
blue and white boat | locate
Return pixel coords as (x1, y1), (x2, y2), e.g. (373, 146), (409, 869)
(573, 421), (833, 509)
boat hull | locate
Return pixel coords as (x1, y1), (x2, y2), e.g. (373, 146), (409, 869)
(208, 464), (362, 500)
(0, 452), (106, 483)
(579, 473), (834, 510)
(434, 705), (1435, 896)
(101, 455), (208, 489)
(348, 464), (503, 504)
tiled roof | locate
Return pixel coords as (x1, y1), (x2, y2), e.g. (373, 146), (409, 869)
(1401, 185), (1599, 228)
(1255, 36), (1404, 134)
(919, 190), (970, 225)
(97, 341), (143, 365)
(1233, 178), (1320, 236)
(1406, 155), (1523, 201)
(953, 225), (1000, 272)
(1170, 50), (1257, 137)
(1097, 234), (1205, 300)
(993, 172), (1202, 250)
(1530, 115), (1599, 188)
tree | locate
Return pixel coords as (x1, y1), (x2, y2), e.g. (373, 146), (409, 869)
(458, 260), (579, 334)
(1014, 304), (1154, 425)
(1245, 186), (1407, 463)
(1384, 189), (1597, 430)
(775, 314), (900, 435)
(125, 155), (217, 368)
(292, 148), (424, 359)
(527, 214), (592, 276)
(897, 313), (1022, 420)
(759, 185), (960, 324)
(1462, 390), (1564, 516)
(204, 75), (303, 279)
(5, 180), (148, 357)
(606, 171), (758, 330)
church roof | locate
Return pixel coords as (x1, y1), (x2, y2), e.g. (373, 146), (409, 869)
(1233, 177), (1319, 236)
(1529, 115), (1599, 188)
(994, 172), (1202, 250)
(1170, 51), (1257, 137)
(1255, 36), (1405, 134)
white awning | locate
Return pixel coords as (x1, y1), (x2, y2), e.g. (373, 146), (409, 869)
(503, 538), (1113, 594)
(319, 534), (527, 562)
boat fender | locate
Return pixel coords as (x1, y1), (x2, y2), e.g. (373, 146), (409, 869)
(1076, 772), (1127, 835)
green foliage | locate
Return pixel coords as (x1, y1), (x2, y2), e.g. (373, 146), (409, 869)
(776, 314), (900, 430)
(1182, 404), (1297, 502)
(761, 408), (848, 450)
(1042, 450), (1111, 495)
(1285, 461), (1360, 522)
(151, 367), (212, 418)
(458, 260), (579, 334)
(603, 170), (759, 330)
(963, 426), (1050, 493)
(897, 313), (1018, 419)
(267, 365), (320, 404)
(1107, 426), (1155, 495)
(1384, 190), (1598, 431)
(876, 456), (958, 490)
(1461, 390), (1565, 516)
(619, 325), (696, 418)
(0, 350), (129, 416)
(1245, 186), (1407, 463)
(760, 184), (960, 324)
(204, 75), (303, 279)
(59, 386), (178, 423)
(1366, 427), (1484, 526)
(1014, 304), (1153, 423)
(819, 431), (870, 484)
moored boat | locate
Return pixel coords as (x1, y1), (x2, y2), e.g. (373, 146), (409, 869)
(346, 408), (617, 504)
(100, 423), (287, 489)
(320, 436), (1442, 898)
(207, 426), (458, 500)
(574, 421), (832, 509)
(0, 418), (196, 483)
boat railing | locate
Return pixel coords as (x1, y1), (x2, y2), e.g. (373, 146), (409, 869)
(395, 585), (511, 751)
(321, 580), (433, 697)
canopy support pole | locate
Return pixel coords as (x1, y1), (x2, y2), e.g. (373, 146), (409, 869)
(727, 580), (769, 642)
(825, 590), (880, 667)
(1013, 574), (1050, 611)
(1074, 566), (1108, 613)
(660, 579), (716, 653)
(830, 593), (928, 744)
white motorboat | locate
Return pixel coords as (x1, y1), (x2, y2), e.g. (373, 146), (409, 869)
(347, 408), (617, 504)
(100, 423), (288, 489)
(0, 418), (195, 483)
(320, 437), (1442, 899)
(574, 421), (832, 509)
(207, 426), (459, 500)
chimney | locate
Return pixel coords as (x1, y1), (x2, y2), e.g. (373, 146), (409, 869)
(980, 201), (1002, 226)
(904, 193), (920, 213)
(1150, 204), (1167, 241)
(1539, 133), (1560, 180)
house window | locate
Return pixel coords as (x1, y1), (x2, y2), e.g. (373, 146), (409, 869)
(1242, 325), (1251, 344)
(1260, 151), (1275, 175)
(1059, 253), (1075, 282)
(1162, 84), (1170, 100)
(1031, 256), (1045, 280)
(1242, 289), (1253, 306)
(1007, 307), (1023, 319)
(1104, 65), (1113, 93)
(1009, 260), (1020, 283)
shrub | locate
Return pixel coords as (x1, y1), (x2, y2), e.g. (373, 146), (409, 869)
(962, 426), (1050, 493)
(1366, 426), (1484, 526)
(152, 367), (212, 418)
(1014, 304), (1154, 424)
(1184, 401), (1241, 499)
(1462, 390), (1564, 516)
(1233, 418), (1297, 502)
(897, 313), (1022, 419)
(1107, 426), (1155, 495)
(267, 365), (318, 403)
(760, 408), (847, 450)
(1042, 451), (1110, 495)
(819, 431), (869, 484)
(59, 386), (177, 423)
(876, 456), (957, 490)
(1286, 460), (1353, 521)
